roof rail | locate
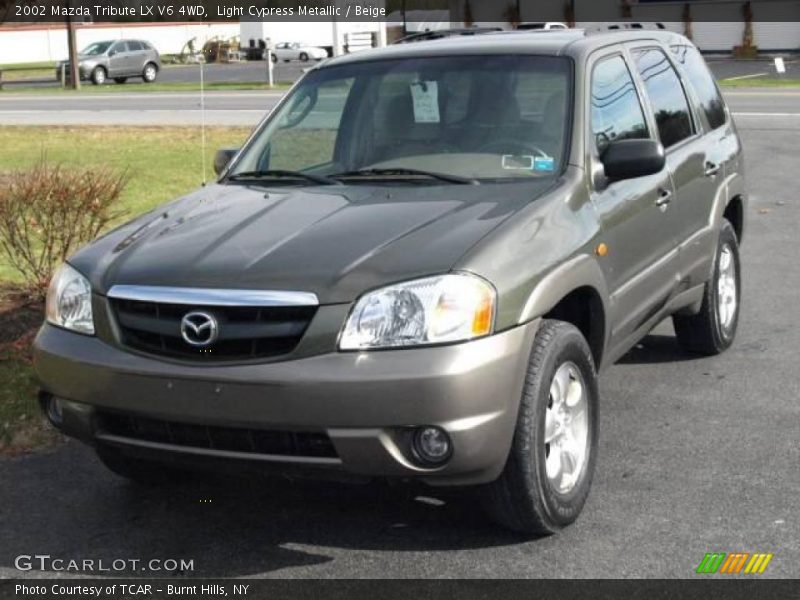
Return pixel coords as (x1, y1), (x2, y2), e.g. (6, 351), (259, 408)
(393, 27), (503, 45)
(591, 22), (666, 32)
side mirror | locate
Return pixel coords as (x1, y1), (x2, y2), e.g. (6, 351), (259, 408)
(214, 148), (238, 176)
(108, 50), (117, 57)
(601, 139), (665, 181)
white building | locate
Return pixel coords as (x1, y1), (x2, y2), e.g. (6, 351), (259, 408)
(448, 0), (800, 52)
(0, 22), (241, 65)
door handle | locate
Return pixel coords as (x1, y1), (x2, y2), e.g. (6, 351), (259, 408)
(655, 188), (673, 208)
(704, 161), (720, 177)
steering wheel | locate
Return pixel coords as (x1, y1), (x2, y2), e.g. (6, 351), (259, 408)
(477, 140), (550, 158)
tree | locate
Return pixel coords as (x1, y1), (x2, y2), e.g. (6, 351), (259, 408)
(683, 3), (693, 41)
(66, 0), (80, 90)
(464, 0), (474, 27)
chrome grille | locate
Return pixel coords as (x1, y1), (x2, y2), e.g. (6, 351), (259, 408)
(107, 286), (317, 362)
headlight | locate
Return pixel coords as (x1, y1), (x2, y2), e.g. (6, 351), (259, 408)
(46, 263), (95, 335)
(339, 273), (495, 350)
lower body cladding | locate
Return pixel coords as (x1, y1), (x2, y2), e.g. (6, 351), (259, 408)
(33, 319), (539, 486)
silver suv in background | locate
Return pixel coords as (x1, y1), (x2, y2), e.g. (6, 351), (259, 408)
(57, 40), (161, 85)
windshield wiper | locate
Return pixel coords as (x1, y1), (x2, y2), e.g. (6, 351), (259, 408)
(329, 168), (478, 185)
(226, 170), (339, 186)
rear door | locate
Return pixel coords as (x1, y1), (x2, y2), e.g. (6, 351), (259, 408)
(669, 43), (740, 287)
(628, 43), (721, 290)
(126, 41), (146, 75)
(586, 49), (680, 352)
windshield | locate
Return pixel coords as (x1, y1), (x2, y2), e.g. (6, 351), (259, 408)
(229, 55), (571, 183)
(81, 42), (113, 56)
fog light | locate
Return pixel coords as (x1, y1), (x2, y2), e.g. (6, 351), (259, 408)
(46, 396), (63, 426)
(412, 426), (452, 465)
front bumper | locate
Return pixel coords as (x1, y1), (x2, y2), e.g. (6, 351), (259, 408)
(34, 320), (538, 486)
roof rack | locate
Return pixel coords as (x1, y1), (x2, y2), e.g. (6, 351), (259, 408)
(393, 27), (503, 45)
(592, 22), (666, 32)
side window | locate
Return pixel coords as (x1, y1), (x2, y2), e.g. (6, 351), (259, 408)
(111, 42), (127, 54)
(590, 55), (649, 154)
(128, 41), (144, 52)
(671, 45), (727, 130)
(633, 48), (694, 148)
(266, 78), (355, 171)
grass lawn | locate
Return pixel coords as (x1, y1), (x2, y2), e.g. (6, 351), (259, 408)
(0, 126), (251, 282)
(0, 293), (57, 454)
(719, 77), (800, 88)
(0, 125), (253, 453)
(0, 61), (56, 82)
(0, 355), (58, 454)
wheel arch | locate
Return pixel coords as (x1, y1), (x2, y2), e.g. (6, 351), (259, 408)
(723, 195), (745, 244)
(519, 254), (609, 369)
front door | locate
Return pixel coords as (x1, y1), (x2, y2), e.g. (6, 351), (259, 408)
(107, 41), (129, 76)
(587, 50), (680, 353)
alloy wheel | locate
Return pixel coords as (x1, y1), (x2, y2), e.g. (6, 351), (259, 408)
(544, 362), (589, 494)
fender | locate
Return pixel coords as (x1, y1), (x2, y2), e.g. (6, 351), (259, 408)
(681, 172), (746, 288)
(518, 253), (610, 365)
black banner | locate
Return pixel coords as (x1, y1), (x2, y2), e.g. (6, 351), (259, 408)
(2, 579), (800, 600)
(2, 0), (800, 24)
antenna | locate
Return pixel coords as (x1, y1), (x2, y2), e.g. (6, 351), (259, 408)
(200, 58), (207, 185)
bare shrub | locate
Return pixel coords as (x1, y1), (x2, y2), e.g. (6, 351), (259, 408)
(0, 162), (128, 295)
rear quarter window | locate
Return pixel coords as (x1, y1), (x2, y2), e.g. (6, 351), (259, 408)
(671, 44), (727, 131)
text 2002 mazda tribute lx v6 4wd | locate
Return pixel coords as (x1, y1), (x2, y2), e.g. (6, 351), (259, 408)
(35, 28), (745, 534)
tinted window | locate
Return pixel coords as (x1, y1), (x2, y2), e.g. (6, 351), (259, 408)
(633, 48), (694, 148)
(591, 55), (649, 153)
(80, 41), (113, 55)
(110, 42), (128, 54)
(128, 41), (144, 51)
(671, 45), (727, 130)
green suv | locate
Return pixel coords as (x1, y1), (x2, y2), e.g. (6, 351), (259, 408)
(35, 28), (745, 534)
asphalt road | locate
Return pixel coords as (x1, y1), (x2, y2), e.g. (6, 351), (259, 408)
(2, 87), (800, 127)
(0, 92), (798, 579)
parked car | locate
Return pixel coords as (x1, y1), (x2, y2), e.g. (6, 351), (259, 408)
(517, 22), (569, 30)
(37, 28), (745, 534)
(56, 39), (161, 85)
(270, 42), (328, 63)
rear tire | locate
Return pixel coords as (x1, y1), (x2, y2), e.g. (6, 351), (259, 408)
(481, 320), (598, 535)
(299, 52), (309, 62)
(96, 445), (185, 486)
(90, 66), (106, 85)
(673, 220), (741, 355)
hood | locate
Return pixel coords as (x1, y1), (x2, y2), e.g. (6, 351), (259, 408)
(72, 181), (556, 305)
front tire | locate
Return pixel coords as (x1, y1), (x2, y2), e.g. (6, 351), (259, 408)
(299, 52), (309, 62)
(90, 66), (106, 85)
(482, 320), (598, 535)
(673, 220), (741, 355)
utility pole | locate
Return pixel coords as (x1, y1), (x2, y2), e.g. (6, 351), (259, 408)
(66, 0), (80, 90)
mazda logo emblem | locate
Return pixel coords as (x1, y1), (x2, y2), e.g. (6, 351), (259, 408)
(180, 311), (219, 347)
